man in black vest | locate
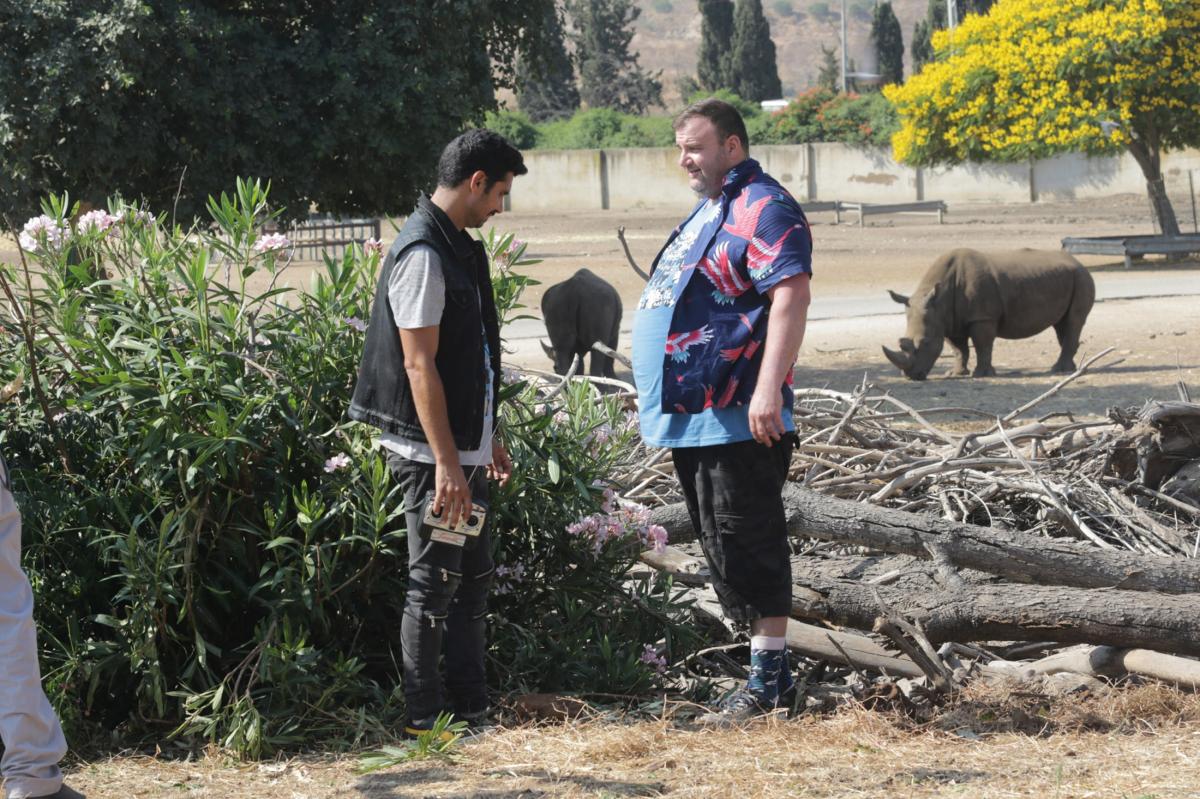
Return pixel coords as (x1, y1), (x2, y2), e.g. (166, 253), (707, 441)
(349, 130), (526, 736)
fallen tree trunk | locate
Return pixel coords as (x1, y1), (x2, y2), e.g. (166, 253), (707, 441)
(648, 482), (1200, 594)
(789, 565), (1200, 658)
(1027, 645), (1200, 689)
(649, 554), (925, 679)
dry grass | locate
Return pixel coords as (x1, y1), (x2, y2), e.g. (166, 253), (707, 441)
(63, 684), (1200, 798)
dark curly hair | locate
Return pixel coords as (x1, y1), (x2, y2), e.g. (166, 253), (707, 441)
(437, 129), (528, 189)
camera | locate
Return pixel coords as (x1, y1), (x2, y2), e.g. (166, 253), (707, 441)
(420, 491), (487, 537)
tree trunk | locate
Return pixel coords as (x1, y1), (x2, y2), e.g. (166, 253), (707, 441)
(1127, 138), (1182, 236)
(789, 566), (1200, 657)
(648, 483), (1200, 594)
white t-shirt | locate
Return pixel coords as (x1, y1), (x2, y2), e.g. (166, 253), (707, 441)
(378, 244), (494, 466)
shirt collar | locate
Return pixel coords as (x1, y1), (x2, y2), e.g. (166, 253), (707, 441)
(719, 158), (762, 198)
(416, 194), (476, 261)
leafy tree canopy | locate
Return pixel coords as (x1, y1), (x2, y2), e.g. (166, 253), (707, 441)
(697, 0), (735, 91)
(0, 1), (556, 224)
(885, 0), (1200, 234)
(730, 0), (783, 102)
(517, 3), (581, 122)
(871, 2), (905, 85)
(568, 0), (663, 114)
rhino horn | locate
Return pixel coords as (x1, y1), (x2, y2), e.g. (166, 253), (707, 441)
(900, 337), (916, 354)
(888, 290), (910, 306)
(882, 345), (913, 372)
(540, 339), (555, 360)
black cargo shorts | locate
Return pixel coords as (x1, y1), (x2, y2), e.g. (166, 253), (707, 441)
(671, 433), (797, 622)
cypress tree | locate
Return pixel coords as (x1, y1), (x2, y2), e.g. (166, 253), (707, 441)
(729, 0), (782, 102)
(816, 44), (839, 93)
(697, 0), (735, 91)
(567, 0), (662, 113)
(870, 2), (904, 85)
(516, 5), (580, 122)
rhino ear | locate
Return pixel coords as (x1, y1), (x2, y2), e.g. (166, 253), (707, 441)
(888, 290), (909, 306)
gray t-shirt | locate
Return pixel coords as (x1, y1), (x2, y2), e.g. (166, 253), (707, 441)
(378, 244), (494, 467)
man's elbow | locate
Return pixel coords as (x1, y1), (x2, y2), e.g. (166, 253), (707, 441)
(403, 354), (437, 379)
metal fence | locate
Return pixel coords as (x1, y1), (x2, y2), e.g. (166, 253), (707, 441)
(266, 217), (382, 261)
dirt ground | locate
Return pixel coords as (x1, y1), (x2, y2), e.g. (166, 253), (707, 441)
(62, 683), (1200, 798)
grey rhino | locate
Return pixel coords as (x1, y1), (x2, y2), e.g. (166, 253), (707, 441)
(883, 248), (1095, 380)
(540, 268), (623, 377)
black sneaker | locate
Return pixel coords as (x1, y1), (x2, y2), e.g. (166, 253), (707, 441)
(402, 714), (461, 744)
(698, 689), (788, 726)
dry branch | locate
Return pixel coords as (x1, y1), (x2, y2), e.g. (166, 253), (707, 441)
(648, 482), (1200, 594)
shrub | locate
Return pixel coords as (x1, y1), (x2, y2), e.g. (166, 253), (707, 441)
(483, 109), (540, 150)
(1, 182), (694, 756)
(683, 89), (762, 121)
(751, 89), (898, 146)
(535, 108), (674, 149)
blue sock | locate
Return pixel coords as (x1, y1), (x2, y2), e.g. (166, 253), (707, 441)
(747, 640), (792, 706)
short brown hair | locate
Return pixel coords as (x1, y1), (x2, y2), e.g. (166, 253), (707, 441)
(673, 98), (751, 155)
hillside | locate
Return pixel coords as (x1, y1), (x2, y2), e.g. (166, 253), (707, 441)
(631, 0), (933, 105)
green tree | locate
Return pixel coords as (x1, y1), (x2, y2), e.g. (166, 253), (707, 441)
(871, 2), (904, 85)
(730, 0), (783, 102)
(911, 18), (933, 73)
(517, 4), (581, 122)
(697, 0), (735, 91)
(0, 1), (557, 225)
(816, 43), (840, 93)
(886, 0), (1200, 236)
(567, 0), (663, 113)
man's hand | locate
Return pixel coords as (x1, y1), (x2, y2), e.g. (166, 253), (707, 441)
(750, 273), (810, 446)
(748, 387), (785, 446)
(487, 440), (513, 486)
(433, 461), (472, 529)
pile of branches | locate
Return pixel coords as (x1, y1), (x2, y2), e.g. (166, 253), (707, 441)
(544, 344), (1200, 705)
(619, 349), (1200, 555)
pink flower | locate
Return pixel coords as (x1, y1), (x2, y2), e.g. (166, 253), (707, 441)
(643, 524), (668, 554)
(114, 209), (155, 226)
(493, 561), (528, 595)
(323, 453), (351, 473)
(18, 215), (68, 252)
(586, 424), (612, 449)
(601, 487), (617, 514)
(344, 316), (368, 332)
(640, 644), (668, 674)
(364, 237), (384, 255)
(254, 233), (290, 253)
(76, 209), (119, 236)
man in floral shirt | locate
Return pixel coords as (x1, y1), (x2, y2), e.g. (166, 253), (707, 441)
(632, 98), (812, 721)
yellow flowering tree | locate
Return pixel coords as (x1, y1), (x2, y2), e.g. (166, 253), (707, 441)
(885, 0), (1200, 235)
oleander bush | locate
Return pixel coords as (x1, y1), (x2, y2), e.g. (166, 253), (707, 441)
(0, 180), (694, 756)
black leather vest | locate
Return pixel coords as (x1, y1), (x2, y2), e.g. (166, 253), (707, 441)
(348, 196), (501, 449)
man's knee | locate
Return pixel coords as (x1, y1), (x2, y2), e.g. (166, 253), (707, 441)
(452, 564), (493, 617)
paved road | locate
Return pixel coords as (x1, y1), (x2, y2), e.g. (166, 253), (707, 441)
(506, 271), (1200, 341)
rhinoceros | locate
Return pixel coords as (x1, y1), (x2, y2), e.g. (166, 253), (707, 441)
(883, 248), (1095, 380)
(540, 268), (623, 377)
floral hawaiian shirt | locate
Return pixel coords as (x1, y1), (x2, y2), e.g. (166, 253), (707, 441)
(645, 158), (812, 414)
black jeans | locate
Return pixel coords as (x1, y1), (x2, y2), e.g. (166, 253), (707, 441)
(388, 454), (494, 722)
(671, 433), (797, 623)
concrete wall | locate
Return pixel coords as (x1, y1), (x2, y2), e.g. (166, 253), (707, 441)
(924, 160), (1033, 204)
(510, 149), (604, 212)
(808, 143), (915, 203)
(511, 144), (1200, 212)
(604, 147), (695, 210)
